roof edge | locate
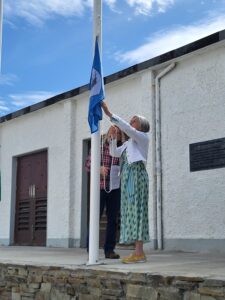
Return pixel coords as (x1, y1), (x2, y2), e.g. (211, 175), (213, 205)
(1, 29), (225, 124)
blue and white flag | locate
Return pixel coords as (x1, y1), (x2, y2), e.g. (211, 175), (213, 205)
(88, 38), (105, 134)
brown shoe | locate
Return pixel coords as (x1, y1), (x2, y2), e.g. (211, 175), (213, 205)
(105, 251), (120, 259)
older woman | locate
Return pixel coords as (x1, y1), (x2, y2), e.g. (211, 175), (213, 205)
(102, 102), (150, 264)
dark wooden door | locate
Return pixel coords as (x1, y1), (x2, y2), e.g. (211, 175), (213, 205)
(14, 151), (47, 246)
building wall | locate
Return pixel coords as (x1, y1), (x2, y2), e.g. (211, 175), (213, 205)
(0, 71), (154, 249)
(71, 71), (155, 248)
(0, 101), (76, 247)
(0, 40), (225, 252)
(160, 44), (225, 251)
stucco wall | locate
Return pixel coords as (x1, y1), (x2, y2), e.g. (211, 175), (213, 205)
(0, 70), (154, 249)
(160, 44), (225, 251)
(1, 40), (224, 252)
(0, 102), (75, 247)
(72, 71), (154, 248)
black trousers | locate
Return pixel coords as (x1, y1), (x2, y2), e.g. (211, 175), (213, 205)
(100, 189), (120, 254)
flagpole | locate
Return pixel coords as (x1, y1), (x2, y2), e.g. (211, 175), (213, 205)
(0, 0), (3, 72)
(88, 0), (102, 265)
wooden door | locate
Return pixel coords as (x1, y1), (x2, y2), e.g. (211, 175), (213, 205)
(14, 151), (47, 246)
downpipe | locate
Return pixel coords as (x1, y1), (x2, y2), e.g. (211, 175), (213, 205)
(155, 63), (176, 250)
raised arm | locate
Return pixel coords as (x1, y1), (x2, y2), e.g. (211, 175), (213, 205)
(102, 102), (149, 145)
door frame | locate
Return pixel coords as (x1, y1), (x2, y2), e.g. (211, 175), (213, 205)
(80, 139), (90, 248)
(9, 157), (17, 245)
(12, 148), (48, 246)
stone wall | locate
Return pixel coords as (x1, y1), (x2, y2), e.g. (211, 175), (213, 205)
(0, 264), (225, 299)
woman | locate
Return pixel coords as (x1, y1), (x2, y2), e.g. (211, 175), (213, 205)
(102, 102), (150, 264)
(85, 125), (123, 259)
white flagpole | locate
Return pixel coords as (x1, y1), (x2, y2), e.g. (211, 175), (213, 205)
(88, 0), (102, 265)
(0, 0), (3, 72)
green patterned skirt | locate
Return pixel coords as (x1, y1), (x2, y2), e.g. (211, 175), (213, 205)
(120, 151), (149, 244)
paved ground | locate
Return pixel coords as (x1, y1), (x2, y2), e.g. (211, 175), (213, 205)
(0, 246), (225, 280)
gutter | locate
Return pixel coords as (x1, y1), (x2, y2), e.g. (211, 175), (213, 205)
(155, 63), (176, 249)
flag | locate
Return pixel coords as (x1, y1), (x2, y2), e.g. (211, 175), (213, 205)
(88, 37), (105, 134)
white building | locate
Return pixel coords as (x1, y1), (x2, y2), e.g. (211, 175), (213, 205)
(0, 30), (225, 252)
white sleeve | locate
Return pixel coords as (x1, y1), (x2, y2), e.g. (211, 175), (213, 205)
(109, 139), (126, 158)
(111, 114), (149, 144)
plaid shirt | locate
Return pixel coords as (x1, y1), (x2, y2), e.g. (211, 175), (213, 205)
(85, 142), (120, 190)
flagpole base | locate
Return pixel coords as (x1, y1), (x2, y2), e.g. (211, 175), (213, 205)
(86, 260), (104, 266)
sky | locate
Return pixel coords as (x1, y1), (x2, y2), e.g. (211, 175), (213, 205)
(0, 0), (225, 116)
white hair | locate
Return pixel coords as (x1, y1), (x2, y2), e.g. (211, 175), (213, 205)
(135, 115), (150, 132)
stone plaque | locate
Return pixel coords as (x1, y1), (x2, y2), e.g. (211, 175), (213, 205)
(190, 138), (225, 172)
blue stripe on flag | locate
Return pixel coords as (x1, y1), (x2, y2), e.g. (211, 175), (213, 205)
(88, 38), (105, 134)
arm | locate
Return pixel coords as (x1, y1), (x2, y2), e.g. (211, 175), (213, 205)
(111, 114), (148, 144)
(102, 102), (112, 119)
(85, 149), (109, 176)
(102, 102), (149, 145)
(109, 139), (125, 157)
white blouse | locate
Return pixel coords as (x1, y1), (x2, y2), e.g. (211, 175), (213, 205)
(109, 114), (149, 164)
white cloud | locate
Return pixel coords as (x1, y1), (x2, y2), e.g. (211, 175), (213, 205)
(0, 99), (10, 114)
(126, 0), (153, 15)
(4, 0), (175, 25)
(126, 0), (174, 15)
(0, 73), (18, 85)
(5, 0), (92, 26)
(0, 92), (57, 116)
(115, 13), (225, 64)
(0, 105), (10, 113)
(4, 0), (120, 26)
(105, 0), (117, 9)
(156, 0), (174, 13)
(9, 91), (57, 108)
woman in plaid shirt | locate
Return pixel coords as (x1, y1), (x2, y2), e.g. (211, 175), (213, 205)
(85, 126), (123, 259)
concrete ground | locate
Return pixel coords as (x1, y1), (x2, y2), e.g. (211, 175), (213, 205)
(0, 246), (224, 281)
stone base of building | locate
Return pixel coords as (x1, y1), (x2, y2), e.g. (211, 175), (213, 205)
(0, 263), (225, 300)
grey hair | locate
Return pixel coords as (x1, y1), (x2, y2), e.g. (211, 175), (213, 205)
(135, 115), (150, 133)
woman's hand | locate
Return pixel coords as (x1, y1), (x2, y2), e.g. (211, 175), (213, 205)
(100, 166), (109, 177)
(108, 126), (117, 139)
(101, 101), (112, 118)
